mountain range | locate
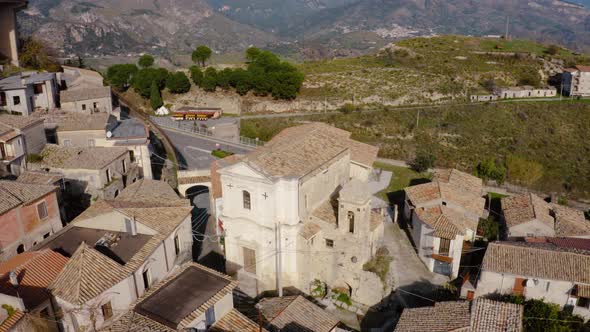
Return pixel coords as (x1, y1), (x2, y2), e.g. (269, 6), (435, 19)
(18, 0), (590, 60)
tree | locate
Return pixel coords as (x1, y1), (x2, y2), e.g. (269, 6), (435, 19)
(245, 47), (261, 62)
(138, 54), (155, 68)
(189, 65), (203, 86)
(132, 67), (169, 98)
(518, 69), (542, 87)
(506, 155), (544, 186)
(192, 45), (212, 67)
(477, 217), (499, 241)
(411, 151), (436, 172)
(546, 44), (560, 56)
(476, 158), (506, 184)
(150, 81), (163, 110)
(18, 38), (61, 71)
(106, 64), (138, 91)
(199, 67), (218, 92)
(166, 72), (191, 94)
(481, 79), (497, 93)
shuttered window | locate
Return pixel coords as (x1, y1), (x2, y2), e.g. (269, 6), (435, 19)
(243, 247), (256, 274)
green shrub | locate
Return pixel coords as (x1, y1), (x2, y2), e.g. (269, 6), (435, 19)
(506, 155), (543, 186)
(166, 72), (191, 94)
(138, 54), (155, 68)
(477, 217), (499, 241)
(26, 153), (43, 163)
(476, 158), (506, 184)
(1, 304), (15, 318)
(132, 67), (169, 98)
(189, 65), (204, 86)
(211, 150), (234, 159)
(411, 151), (436, 172)
(363, 253), (393, 285)
(150, 81), (163, 110)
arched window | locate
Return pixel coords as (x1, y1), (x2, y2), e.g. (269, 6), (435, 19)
(243, 191), (251, 210)
(16, 244), (25, 254)
(348, 211), (354, 233)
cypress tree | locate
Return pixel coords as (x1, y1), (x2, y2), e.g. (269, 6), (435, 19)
(150, 81), (163, 110)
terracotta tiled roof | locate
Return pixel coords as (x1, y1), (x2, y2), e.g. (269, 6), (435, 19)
(370, 211), (384, 231)
(210, 309), (268, 332)
(502, 194), (590, 236)
(240, 123), (378, 178)
(17, 171), (64, 185)
(177, 176), (211, 185)
(52, 112), (110, 132)
(0, 310), (25, 332)
(405, 170), (485, 218)
(394, 301), (471, 332)
(575, 65), (590, 72)
(60, 86), (111, 103)
(113, 179), (189, 207)
(299, 222), (322, 240)
(415, 205), (478, 240)
(0, 250), (68, 309)
(102, 263), (239, 331)
(576, 284), (590, 298)
(0, 180), (57, 215)
(0, 114), (44, 130)
(482, 242), (590, 284)
(50, 242), (127, 305)
(470, 298), (523, 332)
(258, 295), (339, 332)
(40, 144), (128, 170)
(311, 199), (338, 225)
(547, 237), (590, 251)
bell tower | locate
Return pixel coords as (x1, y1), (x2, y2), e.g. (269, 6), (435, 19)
(337, 179), (371, 238)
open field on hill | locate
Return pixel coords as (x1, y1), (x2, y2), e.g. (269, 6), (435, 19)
(241, 100), (590, 199)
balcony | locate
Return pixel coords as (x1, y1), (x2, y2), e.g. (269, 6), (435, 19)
(431, 253), (453, 263)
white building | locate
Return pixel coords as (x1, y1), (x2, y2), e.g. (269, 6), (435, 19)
(475, 241), (590, 319)
(562, 65), (590, 97)
(502, 193), (590, 239)
(0, 72), (59, 116)
(216, 123), (385, 305)
(404, 169), (486, 279)
(100, 263), (265, 332)
(41, 179), (193, 332)
(494, 86), (557, 99)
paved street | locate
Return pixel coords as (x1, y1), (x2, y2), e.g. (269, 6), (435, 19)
(161, 128), (252, 170)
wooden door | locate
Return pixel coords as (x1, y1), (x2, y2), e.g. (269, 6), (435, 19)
(243, 247), (256, 274)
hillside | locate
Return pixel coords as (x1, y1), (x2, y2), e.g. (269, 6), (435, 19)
(299, 35), (590, 105)
(18, 0), (590, 59)
(241, 101), (590, 200)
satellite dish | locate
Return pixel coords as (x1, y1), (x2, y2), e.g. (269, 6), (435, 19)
(106, 131), (113, 138)
(9, 271), (18, 287)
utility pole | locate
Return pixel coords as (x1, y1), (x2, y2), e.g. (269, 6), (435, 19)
(505, 16), (510, 40)
(276, 221), (283, 297)
(415, 109), (421, 130)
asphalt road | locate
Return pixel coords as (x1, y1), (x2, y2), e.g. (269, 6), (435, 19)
(161, 128), (251, 170)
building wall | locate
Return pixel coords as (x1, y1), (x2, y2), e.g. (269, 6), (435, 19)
(0, 4), (20, 66)
(350, 162), (371, 182)
(475, 270), (590, 319)
(508, 219), (555, 238)
(57, 130), (105, 147)
(21, 122), (47, 154)
(33, 79), (58, 110)
(0, 191), (62, 261)
(61, 96), (112, 114)
(564, 71), (590, 97)
(186, 292), (234, 329)
(0, 87), (33, 116)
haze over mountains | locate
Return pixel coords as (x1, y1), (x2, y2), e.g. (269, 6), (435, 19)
(18, 0), (590, 59)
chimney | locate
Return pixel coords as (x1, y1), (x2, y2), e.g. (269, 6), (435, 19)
(125, 217), (138, 236)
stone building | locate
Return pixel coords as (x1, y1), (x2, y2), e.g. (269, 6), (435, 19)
(0, 180), (63, 261)
(404, 169), (486, 279)
(31, 144), (138, 200)
(216, 123), (385, 305)
(0, 0), (26, 67)
(474, 241), (590, 319)
(0, 72), (59, 116)
(502, 193), (590, 239)
(562, 65), (590, 97)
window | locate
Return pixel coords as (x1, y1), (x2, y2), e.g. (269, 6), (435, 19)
(0, 92), (6, 106)
(174, 234), (181, 256)
(142, 269), (151, 290)
(205, 307), (216, 327)
(16, 244), (25, 254)
(34, 83), (44, 94)
(325, 239), (334, 248)
(348, 211), (355, 233)
(63, 139), (72, 147)
(106, 168), (112, 183)
(13, 96), (20, 105)
(37, 201), (48, 220)
(438, 238), (451, 256)
(243, 190), (251, 210)
(87, 139), (95, 147)
(82, 104), (87, 111)
(243, 247), (256, 274)
(43, 232), (51, 239)
(546, 282), (551, 292)
(93, 102), (98, 109)
(122, 160), (127, 173)
(101, 302), (113, 320)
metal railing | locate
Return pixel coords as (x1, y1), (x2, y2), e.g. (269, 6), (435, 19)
(149, 116), (265, 148)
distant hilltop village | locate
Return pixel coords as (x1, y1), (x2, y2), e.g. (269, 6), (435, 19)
(1, 2), (590, 332)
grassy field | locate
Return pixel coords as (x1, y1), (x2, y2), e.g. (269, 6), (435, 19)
(373, 162), (431, 204)
(241, 100), (590, 199)
(298, 35), (590, 102)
